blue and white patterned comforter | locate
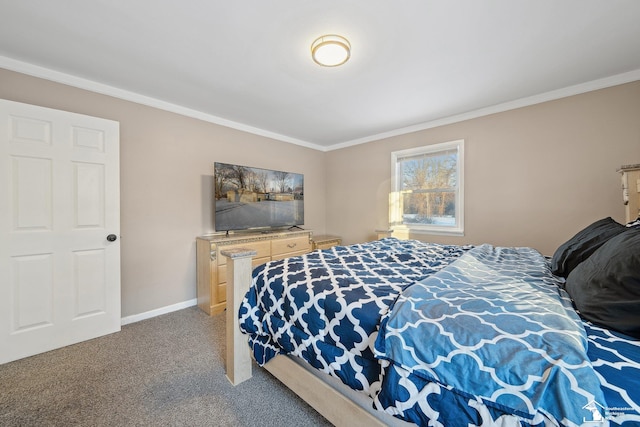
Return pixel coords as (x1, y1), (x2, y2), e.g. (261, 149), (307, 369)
(585, 323), (640, 426)
(238, 238), (470, 394)
(238, 239), (640, 426)
(374, 245), (606, 426)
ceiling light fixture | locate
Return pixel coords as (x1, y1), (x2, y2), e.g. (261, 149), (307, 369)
(311, 34), (351, 67)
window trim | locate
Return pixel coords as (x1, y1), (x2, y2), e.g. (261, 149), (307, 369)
(390, 139), (465, 236)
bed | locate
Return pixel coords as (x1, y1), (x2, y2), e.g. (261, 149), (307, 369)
(224, 219), (640, 427)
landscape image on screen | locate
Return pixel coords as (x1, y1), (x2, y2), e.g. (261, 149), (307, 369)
(214, 162), (304, 231)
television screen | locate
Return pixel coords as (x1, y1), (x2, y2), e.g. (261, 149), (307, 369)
(214, 162), (304, 232)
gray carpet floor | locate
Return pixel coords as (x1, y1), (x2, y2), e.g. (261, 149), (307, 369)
(0, 307), (332, 426)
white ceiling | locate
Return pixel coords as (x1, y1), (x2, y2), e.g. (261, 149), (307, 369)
(1, 0), (640, 151)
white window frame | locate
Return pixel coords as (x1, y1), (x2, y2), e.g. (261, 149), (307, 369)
(390, 139), (464, 236)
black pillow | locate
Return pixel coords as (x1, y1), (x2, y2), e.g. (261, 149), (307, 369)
(551, 217), (626, 277)
(565, 228), (640, 339)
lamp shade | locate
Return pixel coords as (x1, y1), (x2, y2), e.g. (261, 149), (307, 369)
(311, 35), (351, 67)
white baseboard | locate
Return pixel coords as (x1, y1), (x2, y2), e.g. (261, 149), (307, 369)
(120, 298), (198, 326)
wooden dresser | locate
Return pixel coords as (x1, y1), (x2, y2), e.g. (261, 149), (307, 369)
(196, 230), (312, 315)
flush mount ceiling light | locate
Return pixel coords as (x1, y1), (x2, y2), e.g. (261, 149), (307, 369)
(311, 34), (351, 67)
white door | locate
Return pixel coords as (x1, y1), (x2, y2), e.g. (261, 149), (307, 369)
(0, 99), (120, 364)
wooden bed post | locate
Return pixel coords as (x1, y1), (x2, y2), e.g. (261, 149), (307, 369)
(220, 248), (256, 386)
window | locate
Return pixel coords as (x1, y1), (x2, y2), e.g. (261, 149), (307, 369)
(390, 139), (464, 235)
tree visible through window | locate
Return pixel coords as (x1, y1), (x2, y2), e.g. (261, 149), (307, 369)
(391, 140), (464, 235)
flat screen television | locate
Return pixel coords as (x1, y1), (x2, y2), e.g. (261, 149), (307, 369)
(214, 162), (304, 232)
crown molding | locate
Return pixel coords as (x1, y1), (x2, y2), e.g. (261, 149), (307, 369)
(326, 69), (640, 151)
(2, 56), (638, 154)
(0, 56), (326, 151)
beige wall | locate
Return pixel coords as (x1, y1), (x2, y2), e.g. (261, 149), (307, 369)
(0, 68), (327, 317)
(325, 81), (640, 255)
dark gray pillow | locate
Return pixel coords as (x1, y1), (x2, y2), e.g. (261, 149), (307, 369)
(565, 228), (640, 339)
(551, 217), (626, 277)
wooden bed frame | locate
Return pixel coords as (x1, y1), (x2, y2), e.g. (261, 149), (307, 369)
(221, 248), (408, 427)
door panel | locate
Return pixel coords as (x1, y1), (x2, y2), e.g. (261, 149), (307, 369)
(11, 253), (54, 332)
(73, 248), (107, 318)
(12, 156), (53, 230)
(0, 99), (120, 364)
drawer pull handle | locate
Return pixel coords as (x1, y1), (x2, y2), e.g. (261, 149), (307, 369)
(287, 243), (297, 248)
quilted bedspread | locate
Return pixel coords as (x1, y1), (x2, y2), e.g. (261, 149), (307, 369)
(238, 238), (470, 394)
(374, 244), (606, 426)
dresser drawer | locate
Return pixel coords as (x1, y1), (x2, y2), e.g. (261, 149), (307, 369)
(272, 249), (308, 261)
(272, 235), (311, 256)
